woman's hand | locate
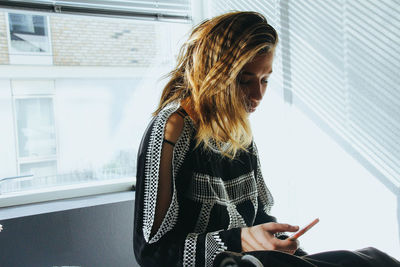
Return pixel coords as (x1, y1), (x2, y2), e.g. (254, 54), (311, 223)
(241, 222), (300, 254)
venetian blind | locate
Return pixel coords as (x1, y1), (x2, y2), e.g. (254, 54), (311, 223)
(0, 0), (191, 21)
(207, 0), (400, 188)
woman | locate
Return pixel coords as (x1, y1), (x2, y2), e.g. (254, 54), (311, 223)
(133, 11), (400, 267)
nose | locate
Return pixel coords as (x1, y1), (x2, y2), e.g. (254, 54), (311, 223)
(248, 82), (264, 102)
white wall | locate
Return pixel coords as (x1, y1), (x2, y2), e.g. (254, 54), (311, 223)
(252, 88), (399, 259)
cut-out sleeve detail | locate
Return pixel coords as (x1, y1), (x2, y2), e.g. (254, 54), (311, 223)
(163, 138), (176, 146)
(134, 103), (243, 266)
(141, 105), (187, 244)
(176, 109), (188, 118)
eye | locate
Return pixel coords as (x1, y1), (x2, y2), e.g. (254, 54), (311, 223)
(261, 78), (269, 84)
(239, 79), (251, 85)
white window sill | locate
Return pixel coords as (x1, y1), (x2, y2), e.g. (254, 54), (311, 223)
(0, 177), (135, 219)
(9, 54), (53, 65)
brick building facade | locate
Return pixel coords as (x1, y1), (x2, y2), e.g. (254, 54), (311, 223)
(0, 12), (9, 64)
(0, 10), (157, 67)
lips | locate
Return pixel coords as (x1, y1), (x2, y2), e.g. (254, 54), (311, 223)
(246, 101), (258, 113)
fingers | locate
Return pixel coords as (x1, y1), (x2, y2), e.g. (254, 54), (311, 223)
(264, 223), (300, 254)
(241, 224), (300, 254)
(262, 222), (299, 233)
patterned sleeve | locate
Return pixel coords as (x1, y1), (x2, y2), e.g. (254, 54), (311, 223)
(133, 104), (242, 266)
(251, 142), (277, 225)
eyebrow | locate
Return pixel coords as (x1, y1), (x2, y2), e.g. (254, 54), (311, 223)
(242, 70), (273, 76)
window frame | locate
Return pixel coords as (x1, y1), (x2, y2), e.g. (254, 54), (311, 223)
(0, 176), (135, 208)
(5, 10), (54, 64)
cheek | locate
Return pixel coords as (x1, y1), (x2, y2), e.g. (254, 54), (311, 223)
(240, 86), (251, 97)
(241, 83), (267, 100)
(261, 87), (267, 97)
(249, 85), (267, 97)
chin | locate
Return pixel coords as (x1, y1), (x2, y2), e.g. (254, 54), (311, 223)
(247, 107), (256, 113)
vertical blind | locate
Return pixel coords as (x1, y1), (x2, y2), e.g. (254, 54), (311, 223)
(0, 0), (192, 21)
(207, 0), (400, 189)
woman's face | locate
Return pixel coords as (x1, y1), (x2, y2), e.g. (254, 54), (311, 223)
(239, 52), (274, 113)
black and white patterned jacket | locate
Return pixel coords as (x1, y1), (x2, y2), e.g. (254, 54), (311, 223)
(134, 102), (276, 267)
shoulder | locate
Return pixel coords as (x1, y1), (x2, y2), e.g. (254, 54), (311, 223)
(164, 112), (185, 144)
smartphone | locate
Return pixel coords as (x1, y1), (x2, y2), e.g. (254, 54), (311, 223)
(288, 218), (319, 241)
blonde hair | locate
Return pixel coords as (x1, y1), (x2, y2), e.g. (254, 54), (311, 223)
(155, 11), (278, 158)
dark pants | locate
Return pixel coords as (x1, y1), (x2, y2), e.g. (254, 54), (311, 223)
(213, 247), (400, 267)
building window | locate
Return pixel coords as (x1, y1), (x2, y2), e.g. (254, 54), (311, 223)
(7, 81), (59, 192)
(8, 13), (51, 53)
(6, 12), (53, 64)
(15, 97), (57, 159)
(15, 96), (58, 182)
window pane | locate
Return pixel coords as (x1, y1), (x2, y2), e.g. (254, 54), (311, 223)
(0, 10), (190, 195)
(8, 13), (50, 53)
(0, 161), (57, 194)
(20, 160), (57, 177)
(15, 98), (57, 158)
(55, 79), (140, 182)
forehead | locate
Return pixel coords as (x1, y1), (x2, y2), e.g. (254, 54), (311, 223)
(242, 53), (274, 74)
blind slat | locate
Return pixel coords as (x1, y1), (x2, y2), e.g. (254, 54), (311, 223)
(207, 0), (400, 186)
(0, 0), (191, 21)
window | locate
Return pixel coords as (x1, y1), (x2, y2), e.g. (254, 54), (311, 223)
(15, 97), (57, 173)
(0, 5), (191, 205)
(6, 12), (53, 64)
(8, 13), (51, 53)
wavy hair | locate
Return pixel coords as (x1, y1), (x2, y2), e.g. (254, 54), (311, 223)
(154, 11), (278, 158)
